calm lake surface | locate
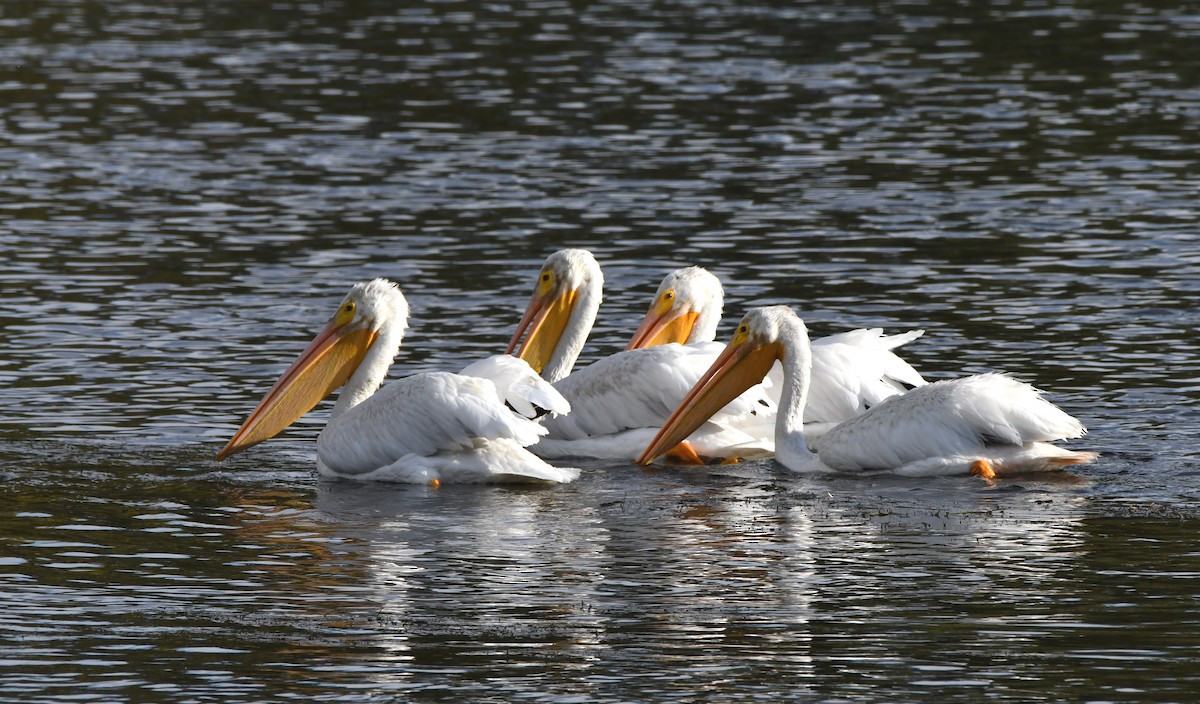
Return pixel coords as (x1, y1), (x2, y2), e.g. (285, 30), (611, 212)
(3, 0), (1200, 701)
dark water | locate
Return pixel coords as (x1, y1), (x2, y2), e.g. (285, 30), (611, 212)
(3, 0), (1199, 700)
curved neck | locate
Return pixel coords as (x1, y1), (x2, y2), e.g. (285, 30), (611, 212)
(330, 317), (405, 420)
(774, 320), (821, 471)
(542, 278), (602, 383)
(687, 301), (723, 344)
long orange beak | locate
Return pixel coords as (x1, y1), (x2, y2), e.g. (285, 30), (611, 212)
(626, 305), (700, 350)
(506, 287), (578, 374)
(636, 337), (781, 465)
(217, 320), (377, 461)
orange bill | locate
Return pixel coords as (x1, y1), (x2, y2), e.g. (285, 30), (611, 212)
(627, 306), (700, 350)
(637, 336), (781, 465)
(506, 286), (578, 374)
(217, 321), (376, 461)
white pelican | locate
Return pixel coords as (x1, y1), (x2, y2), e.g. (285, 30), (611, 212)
(506, 248), (603, 384)
(638, 306), (1098, 477)
(625, 265), (928, 430)
(217, 279), (579, 484)
(626, 265), (723, 349)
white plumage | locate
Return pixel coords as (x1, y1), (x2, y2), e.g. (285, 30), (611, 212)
(640, 306), (1097, 477)
(812, 372), (1093, 476)
(804, 328), (927, 427)
(507, 249), (603, 384)
(218, 279), (578, 484)
(514, 260), (926, 460)
(459, 354), (571, 419)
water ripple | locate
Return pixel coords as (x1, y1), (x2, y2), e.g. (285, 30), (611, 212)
(3, 0), (1200, 701)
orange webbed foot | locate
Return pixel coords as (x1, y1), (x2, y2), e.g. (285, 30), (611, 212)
(663, 441), (705, 465)
(969, 459), (996, 480)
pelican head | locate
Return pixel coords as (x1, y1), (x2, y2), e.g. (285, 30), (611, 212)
(637, 306), (796, 465)
(506, 249), (602, 381)
(626, 266), (723, 350)
(217, 278), (408, 461)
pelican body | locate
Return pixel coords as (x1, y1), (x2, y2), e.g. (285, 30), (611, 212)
(639, 306), (1097, 477)
(218, 279), (578, 484)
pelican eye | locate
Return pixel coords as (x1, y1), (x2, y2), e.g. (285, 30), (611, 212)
(739, 324), (748, 334)
(335, 300), (357, 324)
(538, 270), (555, 294)
(655, 290), (675, 313)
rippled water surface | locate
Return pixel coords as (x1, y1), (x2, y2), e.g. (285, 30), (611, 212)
(3, 0), (1200, 701)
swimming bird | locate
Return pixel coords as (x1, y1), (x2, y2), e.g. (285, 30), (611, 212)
(626, 265), (724, 350)
(624, 265), (928, 432)
(638, 306), (1097, 477)
(506, 248), (603, 384)
(217, 279), (578, 484)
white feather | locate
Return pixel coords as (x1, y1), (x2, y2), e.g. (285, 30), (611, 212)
(459, 354), (571, 418)
(317, 371), (572, 482)
(804, 328), (926, 423)
(813, 372), (1088, 473)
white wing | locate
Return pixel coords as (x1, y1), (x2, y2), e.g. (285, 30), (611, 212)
(804, 328), (926, 424)
(459, 354), (571, 418)
(537, 343), (774, 459)
(315, 371), (575, 482)
(814, 373), (1087, 473)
